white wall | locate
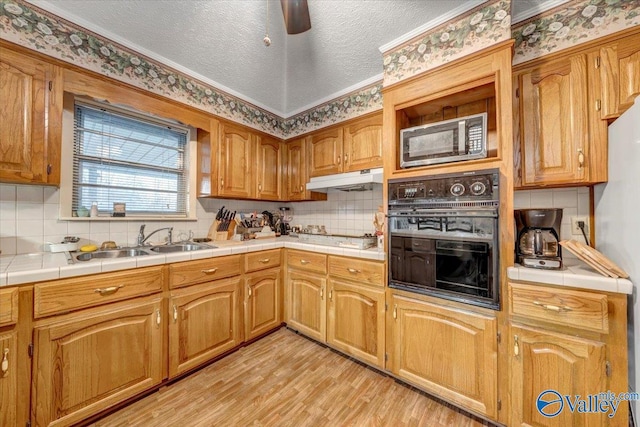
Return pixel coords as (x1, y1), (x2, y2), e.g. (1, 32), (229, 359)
(0, 183), (383, 255)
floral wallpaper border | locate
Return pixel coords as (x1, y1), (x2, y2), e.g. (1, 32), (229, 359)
(284, 83), (382, 138)
(513, 0), (640, 65)
(382, 0), (511, 87)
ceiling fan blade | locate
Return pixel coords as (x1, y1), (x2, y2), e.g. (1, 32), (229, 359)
(280, 0), (311, 34)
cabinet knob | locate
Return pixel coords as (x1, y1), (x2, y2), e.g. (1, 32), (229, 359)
(258, 183), (262, 192)
(1, 348), (8, 377)
(577, 148), (585, 170)
(299, 185), (303, 192)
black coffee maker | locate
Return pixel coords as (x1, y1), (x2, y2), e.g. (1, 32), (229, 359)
(515, 209), (563, 270)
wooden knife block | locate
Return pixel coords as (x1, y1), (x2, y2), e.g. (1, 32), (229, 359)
(207, 220), (237, 241)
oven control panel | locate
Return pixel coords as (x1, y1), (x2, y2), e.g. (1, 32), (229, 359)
(389, 169), (499, 203)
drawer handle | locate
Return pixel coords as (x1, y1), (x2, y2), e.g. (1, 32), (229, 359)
(533, 301), (572, 312)
(156, 309), (161, 327)
(320, 287), (324, 299)
(300, 259), (311, 265)
(94, 285), (124, 296)
(248, 286), (252, 297)
(347, 268), (361, 274)
(258, 258), (270, 263)
(1, 348), (8, 377)
(329, 289), (333, 301)
(393, 304), (397, 319)
(173, 305), (178, 323)
(201, 268), (218, 274)
(514, 335), (520, 357)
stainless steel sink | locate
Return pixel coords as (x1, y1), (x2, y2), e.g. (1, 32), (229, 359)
(149, 243), (215, 253)
(76, 248), (150, 262)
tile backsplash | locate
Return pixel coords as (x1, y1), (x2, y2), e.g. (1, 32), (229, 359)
(514, 187), (591, 259)
(0, 183), (383, 255)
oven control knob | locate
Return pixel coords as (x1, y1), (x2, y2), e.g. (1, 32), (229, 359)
(450, 183), (465, 196)
(470, 181), (487, 196)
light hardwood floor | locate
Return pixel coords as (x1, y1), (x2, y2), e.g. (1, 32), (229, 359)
(90, 328), (492, 427)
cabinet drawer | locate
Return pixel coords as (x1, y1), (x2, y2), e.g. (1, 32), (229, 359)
(509, 282), (609, 333)
(0, 287), (19, 327)
(286, 250), (327, 274)
(169, 255), (241, 288)
(245, 249), (281, 273)
(34, 267), (163, 318)
(328, 256), (384, 287)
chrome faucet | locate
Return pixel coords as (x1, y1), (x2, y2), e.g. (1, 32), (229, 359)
(137, 225), (173, 246)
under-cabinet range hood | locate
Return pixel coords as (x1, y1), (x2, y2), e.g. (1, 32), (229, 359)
(306, 168), (383, 192)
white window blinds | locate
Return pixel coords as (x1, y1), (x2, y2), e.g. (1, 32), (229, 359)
(72, 101), (189, 217)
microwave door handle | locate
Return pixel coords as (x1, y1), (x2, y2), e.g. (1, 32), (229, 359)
(458, 120), (466, 154)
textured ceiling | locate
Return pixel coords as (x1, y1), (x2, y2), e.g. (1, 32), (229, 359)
(33, 0), (540, 117)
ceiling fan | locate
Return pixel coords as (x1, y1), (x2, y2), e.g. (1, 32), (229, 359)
(280, 0), (311, 34)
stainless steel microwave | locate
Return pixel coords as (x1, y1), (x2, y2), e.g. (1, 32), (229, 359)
(400, 112), (487, 168)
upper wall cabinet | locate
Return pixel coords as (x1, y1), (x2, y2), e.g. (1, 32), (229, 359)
(218, 122), (255, 199)
(307, 113), (383, 178)
(515, 54), (596, 186)
(256, 135), (284, 200)
(0, 47), (62, 185)
(596, 30), (640, 120)
(285, 138), (327, 202)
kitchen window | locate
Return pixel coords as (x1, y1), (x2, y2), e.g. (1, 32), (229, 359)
(61, 97), (196, 219)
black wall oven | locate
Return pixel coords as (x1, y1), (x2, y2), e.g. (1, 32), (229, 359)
(388, 169), (500, 310)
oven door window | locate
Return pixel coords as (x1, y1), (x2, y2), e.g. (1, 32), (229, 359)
(435, 240), (491, 298)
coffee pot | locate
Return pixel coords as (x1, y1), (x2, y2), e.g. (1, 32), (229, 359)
(515, 209), (563, 269)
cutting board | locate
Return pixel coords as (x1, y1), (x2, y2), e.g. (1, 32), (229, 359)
(560, 240), (629, 279)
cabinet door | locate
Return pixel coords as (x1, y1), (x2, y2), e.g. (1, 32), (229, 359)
(286, 138), (306, 200)
(168, 277), (241, 377)
(343, 114), (383, 171)
(287, 270), (326, 342)
(510, 325), (607, 427)
(0, 330), (17, 427)
(519, 54), (589, 185)
(308, 127), (343, 177)
(388, 295), (498, 419)
(327, 278), (385, 367)
(599, 32), (640, 119)
(256, 135), (283, 200)
(245, 268), (281, 341)
(0, 49), (61, 184)
(218, 122), (254, 198)
(32, 298), (163, 427)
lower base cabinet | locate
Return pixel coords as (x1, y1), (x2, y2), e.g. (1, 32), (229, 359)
(32, 296), (164, 427)
(510, 325), (607, 427)
(386, 293), (498, 419)
(245, 268), (281, 341)
(287, 271), (327, 342)
(0, 329), (18, 427)
(327, 278), (385, 367)
(168, 277), (242, 378)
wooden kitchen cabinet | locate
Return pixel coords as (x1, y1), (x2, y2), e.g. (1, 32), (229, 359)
(516, 53), (599, 186)
(510, 325), (607, 427)
(386, 293), (498, 419)
(285, 138), (326, 201)
(307, 113), (383, 178)
(32, 296), (164, 427)
(508, 281), (628, 426)
(218, 122), (255, 198)
(287, 271), (326, 342)
(256, 135), (284, 200)
(308, 126), (343, 177)
(245, 268), (281, 341)
(0, 329), (18, 427)
(327, 278), (385, 367)
(0, 47), (62, 185)
(168, 277), (242, 377)
(596, 30), (640, 120)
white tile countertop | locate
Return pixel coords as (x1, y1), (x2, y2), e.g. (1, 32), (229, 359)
(507, 259), (633, 295)
(0, 237), (386, 287)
